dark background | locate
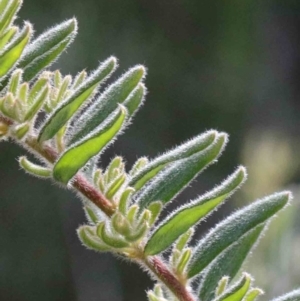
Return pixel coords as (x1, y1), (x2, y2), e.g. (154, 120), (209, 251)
(1, 0), (300, 300)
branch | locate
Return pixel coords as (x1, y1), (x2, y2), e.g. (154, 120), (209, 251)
(25, 135), (115, 216)
(144, 256), (196, 301)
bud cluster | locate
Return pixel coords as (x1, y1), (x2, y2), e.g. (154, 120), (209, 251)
(78, 155), (163, 256)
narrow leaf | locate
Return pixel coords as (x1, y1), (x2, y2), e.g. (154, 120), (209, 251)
(144, 166), (246, 255)
(198, 225), (265, 301)
(271, 290), (300, 301)
(19, 18), (77, 81)
(53, 106), (127, 184)
(0, 0), (22, 35)
(39, 57), (117, 142)
(97, 222), (129, 248)
(216, 277), (230, 297)
(187, 191), (291, 278)
(129, 130), (217, 191)
(243, 289), (264, 301)
(136, 133), (228, 209)
(19, 156), (51, 178)
(8, 68), (22, 94)
(145, 167), (246, 255)
(68, 65), (145, 144)
(77, 225), (109, 252)
(28, 72), (49, 104)
(217, 273), (252, 301)
(24, 85), (49, 121)
(0, 22), (31, 78)
(0, 26), (18, 50)
(123, 82), (146, 116)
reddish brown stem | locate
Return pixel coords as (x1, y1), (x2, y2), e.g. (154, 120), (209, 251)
(25, 135), (115, 216)
(73, 174), (115, 216)
(145, 256), (196, 301)
(27, 134), (194, 299)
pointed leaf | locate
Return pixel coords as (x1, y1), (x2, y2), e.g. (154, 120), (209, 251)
(38, 57), (117, 142)
(53, 106), (127, 184)
(144, 166), (246, 255)
(77, 225), (109, 252)
(24, 85), (49, 121)
(19, 156), (51, 178)
(271, 290), (300, 301)
(136, 133), (227, 209)
(0, 26), (18, 51)
(129, 130), (217, 191)
(198, 225), (265, 301)
(19, 18), (77, 81)
(0, 22), (31, 78)
(187, 191), (291, 278)
(68, 65), (145, 144)
(216, 273), (252, 301)
(0, 0), (22, 35)
(123, 82), (146, 116)
(243, 288), (264, 301)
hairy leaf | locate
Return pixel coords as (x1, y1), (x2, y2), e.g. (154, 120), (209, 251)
(129, 130), (217, 191)
(53, 106), (127, 184)
(38, 56), (117, 142)
(19, 156), (51, 178)
(243, 289), (264, 301)
(0, 0), (22, 35)
(198, 225), (264, 301)
(0, 22), (31, 78)
(188, 191), (291, 278)
(68, 65), (145, 144)
(0, 26), (18, 50)
(24, 85), (49, 121)
(77, 225), (109, 252)
(271, 290), (300, 301)
(216, 273), (252, 301)
(136, 133), (228, 209)
(19, 18), (77, 81)
(144, 166), (246, 255)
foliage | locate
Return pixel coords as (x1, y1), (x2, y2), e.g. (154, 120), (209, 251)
(0, 1), (298, 301)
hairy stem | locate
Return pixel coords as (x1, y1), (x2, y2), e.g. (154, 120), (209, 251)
(25, 134), (115, 216)
(144, 256), (196, 301)
(1, 116), (194, 300)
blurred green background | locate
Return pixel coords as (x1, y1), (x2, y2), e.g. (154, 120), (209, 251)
(1, 0), (300, 300)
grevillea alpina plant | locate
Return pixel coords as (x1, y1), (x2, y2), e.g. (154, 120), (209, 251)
(0, 1), (299, 301)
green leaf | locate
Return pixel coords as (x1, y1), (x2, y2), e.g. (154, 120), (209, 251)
(38, 57), (117, 142)
(136, 133), (227, 209)
(216, 277), (229, 297)
(105, 174), (126, 199)
(271, 290), (300, 301)
(123, 82), (146, 116)
(0, 22), (31, 78)
(198, 225), (265, 301)
(28, 72), (49, 105)
(187, 191), (291, 278)
(0, 26), (18, 51)
(77, 225), (109, 252)
(19, 156), (51, 178)
(243, 288), (263, 301)
(68, 65), (145, 144)
(144, 166), (246, 255)
(129, 130), (217, 191)
(19, 18), (77, 81)
(53, 106), (127, 184)
(0, 0), (11, 14)
(216, 273), (252, 301)
(24, 85), (49, 121)
(0, 0), (22, 35)
(8, 68), (22, 94)
(97, 222), (129, 248)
